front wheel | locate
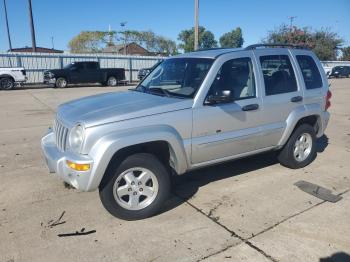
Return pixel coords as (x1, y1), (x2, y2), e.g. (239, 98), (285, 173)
(107, 76), (118, 86)
(55, 77), (67, 88)
(99, 153), (171, 220)
(0, 77), (15, 90)
(278, 124), (317, 169)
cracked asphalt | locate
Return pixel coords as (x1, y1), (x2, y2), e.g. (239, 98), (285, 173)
(0, 79), (349, 262)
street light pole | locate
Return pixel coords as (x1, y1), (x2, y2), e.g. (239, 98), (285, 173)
(194, 0), (199, 51)
(3, 0), (12, 51)
(27, 0), (37, 52)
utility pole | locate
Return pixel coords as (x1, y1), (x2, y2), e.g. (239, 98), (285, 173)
(194, 0), (199, 51)
(120, 22), (127, 55)
(27, 0), (37, 52)
(51, 36), (54, 49)
(288, 16), (297, 31)
(3, 0), (12, 51)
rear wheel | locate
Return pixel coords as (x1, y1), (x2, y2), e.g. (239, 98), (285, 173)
(107, 76), (118, 86)
(55, 77), (67, 88)
(0, 77), (15, 90)
(278, 124), (316, 169)
(99, 153), (171, 220)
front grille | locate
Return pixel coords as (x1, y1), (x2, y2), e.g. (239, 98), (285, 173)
(53, 119), (69, 151)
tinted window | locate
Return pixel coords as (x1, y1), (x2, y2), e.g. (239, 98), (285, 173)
(85, 62), (98, 70)
(260, 55), (298, 95)
(296, 55), (322, 89)
(140, 58), (213, 98)
(208, 57), (256, 100)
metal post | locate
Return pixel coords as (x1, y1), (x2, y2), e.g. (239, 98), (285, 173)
(27, 0), (37, 52)
(3, 0), (12, 51)
(59, 56), (63, 69)
(128, 58), (133, 83)
(16, 54), (22, 67)
(194, 0), (199, 51)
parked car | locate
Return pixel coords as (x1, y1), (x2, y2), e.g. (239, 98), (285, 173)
(42, 44), (331, 220)
(43, 61), (125, 88)
(137, 60), (163, 80)
(327, 66), (350, 78)
(0, 67), (27, 90)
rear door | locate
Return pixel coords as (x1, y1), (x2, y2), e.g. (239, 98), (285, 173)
(253, 49), (304, 149)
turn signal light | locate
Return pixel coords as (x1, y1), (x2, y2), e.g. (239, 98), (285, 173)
(66, 160), (90, 171)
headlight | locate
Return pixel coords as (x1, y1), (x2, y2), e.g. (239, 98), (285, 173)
(47, 72), (55, 78)
(69, 124), (85, 152)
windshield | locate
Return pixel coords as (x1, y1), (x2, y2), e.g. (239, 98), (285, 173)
(137, 58), (213, 98)
(63, 63), (74, 69)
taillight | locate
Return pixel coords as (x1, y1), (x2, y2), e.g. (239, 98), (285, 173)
(325, 90), (332, 110)
(21, 70), (26, 76)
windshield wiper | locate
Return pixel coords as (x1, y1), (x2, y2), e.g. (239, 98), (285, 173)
(148, 87), (171, 97)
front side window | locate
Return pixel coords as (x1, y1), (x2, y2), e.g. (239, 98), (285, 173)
(296, 55), (322, 89)
(138, 58), (213, 98)
(260, 55), (298, 96)
(207, 57), (256, 100)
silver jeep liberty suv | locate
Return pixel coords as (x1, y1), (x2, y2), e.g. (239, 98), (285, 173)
(42, 44), (331, 220)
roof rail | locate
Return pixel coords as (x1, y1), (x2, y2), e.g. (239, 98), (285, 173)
(245, 43), (309, 50)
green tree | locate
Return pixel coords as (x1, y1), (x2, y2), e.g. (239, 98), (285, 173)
(119, 30), (177, 55)
(178, 26), (217, 52)
(219, 27), (244, 48)
(68, 31), (113, 53)
(264, 24), (343, 60)
(340, 46), (350, 61)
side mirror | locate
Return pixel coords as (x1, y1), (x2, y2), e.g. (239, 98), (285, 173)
(205, 90), (233, 105)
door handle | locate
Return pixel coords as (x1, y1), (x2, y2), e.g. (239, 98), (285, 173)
(291, 96), (303, 102)
(242, 104), (259, 111)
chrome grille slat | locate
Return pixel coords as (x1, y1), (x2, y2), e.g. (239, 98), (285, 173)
(54, 118), (69, 152)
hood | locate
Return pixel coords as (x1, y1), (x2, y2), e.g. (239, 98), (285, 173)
(46, 69), (65, 74)
(57, 91), (192, 128)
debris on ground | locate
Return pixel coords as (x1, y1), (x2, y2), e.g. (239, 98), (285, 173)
(58, 228), (96, 237)
(294, 180), (343, 203)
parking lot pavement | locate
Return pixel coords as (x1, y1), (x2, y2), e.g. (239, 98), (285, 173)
(0, 80), (349, 262)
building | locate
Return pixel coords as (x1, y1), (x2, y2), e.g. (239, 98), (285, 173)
(8, 47), (64, 53)
(103, 42), (151, 56)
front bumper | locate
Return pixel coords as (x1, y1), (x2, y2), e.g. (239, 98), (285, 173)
(44, 77), (56, 84)
(41, 130), (94, 191)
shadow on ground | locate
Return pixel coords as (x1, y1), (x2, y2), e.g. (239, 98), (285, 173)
(320, 252), (350, 262)
(160, 136), (329, 215)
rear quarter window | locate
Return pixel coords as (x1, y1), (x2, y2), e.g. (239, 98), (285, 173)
(296, 55), (323, 89)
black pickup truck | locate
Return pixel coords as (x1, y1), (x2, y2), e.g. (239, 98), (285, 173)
(43, 61), (125, 88)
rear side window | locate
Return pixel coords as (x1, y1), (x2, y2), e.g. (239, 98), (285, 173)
(260, 55), (298, 96)
(296, 55), (322, 89)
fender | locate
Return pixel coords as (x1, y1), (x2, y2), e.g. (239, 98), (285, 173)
(278, 103), (323, 147)
(86, 125), (189, 191)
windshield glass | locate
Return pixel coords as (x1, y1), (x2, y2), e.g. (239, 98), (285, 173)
(137, 58), (213, 98)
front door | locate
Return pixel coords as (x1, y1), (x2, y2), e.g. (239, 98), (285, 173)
(191, 53), (262, 164)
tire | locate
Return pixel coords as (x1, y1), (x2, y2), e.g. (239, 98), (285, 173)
(99, 153), (171, 220)
(277, 124), (317, 169)
(55, 77), (67, 88)
(107, 76), (117, 86)
(0, 77), (15, 90)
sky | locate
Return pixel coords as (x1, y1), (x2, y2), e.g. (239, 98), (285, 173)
(1, 0), (349, 52)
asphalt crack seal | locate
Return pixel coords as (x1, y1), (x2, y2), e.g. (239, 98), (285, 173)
(294, 180), (343, 202)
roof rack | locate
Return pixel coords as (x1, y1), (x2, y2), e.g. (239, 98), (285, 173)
(245, 44), (309, 50)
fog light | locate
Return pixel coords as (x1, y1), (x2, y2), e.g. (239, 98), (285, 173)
(66, 160), (90, 171)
